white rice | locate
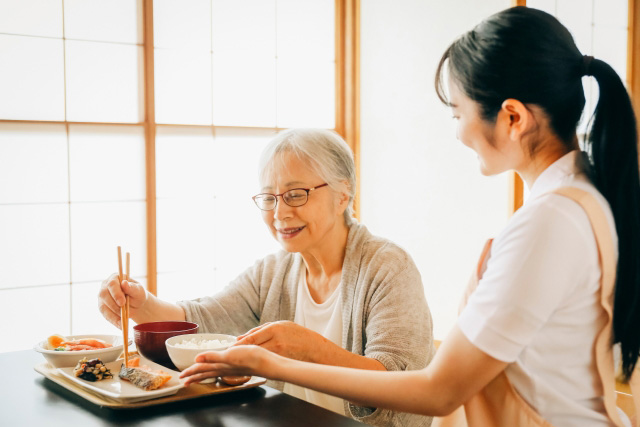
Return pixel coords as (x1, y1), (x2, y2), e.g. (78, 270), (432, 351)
(173, 337), (233, 350)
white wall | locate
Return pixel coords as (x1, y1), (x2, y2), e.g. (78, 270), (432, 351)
(360, 0), (512, 340)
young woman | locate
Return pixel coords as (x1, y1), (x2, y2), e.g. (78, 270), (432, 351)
(179, 7), (640, 426)
(99, 128), (434, 427)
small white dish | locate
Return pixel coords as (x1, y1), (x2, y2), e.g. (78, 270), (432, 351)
(57, 356), (184, 403)
(166, 333), (236, 372)
(34, 334), (132, 368)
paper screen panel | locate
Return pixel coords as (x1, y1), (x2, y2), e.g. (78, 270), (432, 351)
(155, 126), (215, 199)
(70, 201), (146, 283)
(64, 0), (142, 44)
(212, 54), (276, 127)
(276, 59), (335, 128)
(526, 0), (557, 15)
(155, 49), (213, 125)
(593, 26), (628, 83)
(556, 0), (593, 54)
(0, 204), (70, 289)
(0, 123), (68, 204)
(69, 125), (146, 202)
(0, 35), (65, 121)
(156, 198), (216, 274)
(0, 0), (63, 37)
(65, 40), (143, 123)
(593, 0), (627, 27)
(276, 0), (334, 61)
(211, 0), (276, 55)
(154, 0), (211, 49)
(0, 285), (70, 353)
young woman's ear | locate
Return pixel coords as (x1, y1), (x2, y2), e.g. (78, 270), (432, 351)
(500, 99), (534, 142)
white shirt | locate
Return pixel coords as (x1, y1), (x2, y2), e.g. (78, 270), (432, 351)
(458, 151), (618, 427)
(282, 268), (346, 416)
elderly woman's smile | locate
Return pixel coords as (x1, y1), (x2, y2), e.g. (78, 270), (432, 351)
(276, 226), (306, 239)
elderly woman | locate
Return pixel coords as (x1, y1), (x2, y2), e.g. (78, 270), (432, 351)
(99, 128), (434, 426)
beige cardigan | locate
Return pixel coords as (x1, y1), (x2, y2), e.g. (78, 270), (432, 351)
(178, 222), (435, 426)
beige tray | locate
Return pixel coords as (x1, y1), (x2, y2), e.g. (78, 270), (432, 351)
(34, 362), (266, 409)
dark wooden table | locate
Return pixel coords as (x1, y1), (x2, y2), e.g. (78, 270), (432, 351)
(3, 350), (363, 427)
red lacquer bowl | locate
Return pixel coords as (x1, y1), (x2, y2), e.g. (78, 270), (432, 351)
(133, 321), (199, 370)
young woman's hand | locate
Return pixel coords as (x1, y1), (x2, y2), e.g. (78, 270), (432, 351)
(234, 320), (328, 362)
(179, 345), (278, 386)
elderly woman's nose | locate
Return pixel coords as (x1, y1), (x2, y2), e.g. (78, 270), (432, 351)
(273, 197), (293, 220)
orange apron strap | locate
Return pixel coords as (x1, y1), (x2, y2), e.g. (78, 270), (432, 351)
(632, 373), (640, 426)
(552, 187), (635, 427)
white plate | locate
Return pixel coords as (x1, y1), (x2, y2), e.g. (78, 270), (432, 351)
(57, 357), (185, 403)
(34, 334), (132, 368)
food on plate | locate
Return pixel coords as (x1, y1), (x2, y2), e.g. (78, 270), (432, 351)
(47, 334), (113, 351)
(220, 376), (251, 386)
(172, 337), (234, 350)
(119, 357), (172, 391)
(73, 357), (114, 382)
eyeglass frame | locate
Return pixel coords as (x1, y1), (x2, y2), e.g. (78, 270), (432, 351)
(252, 183), (329, 211)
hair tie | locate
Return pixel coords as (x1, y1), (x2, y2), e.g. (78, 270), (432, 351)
(582, 55), (594, 76)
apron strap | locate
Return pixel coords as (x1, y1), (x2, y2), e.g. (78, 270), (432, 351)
(552, 187), (639, 427)
(630, 371), (640, 426)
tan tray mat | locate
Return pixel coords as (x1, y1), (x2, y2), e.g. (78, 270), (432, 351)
(34, 362), (266, 409)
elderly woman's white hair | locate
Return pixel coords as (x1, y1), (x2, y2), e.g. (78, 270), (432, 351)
(259, 128), (356, 224)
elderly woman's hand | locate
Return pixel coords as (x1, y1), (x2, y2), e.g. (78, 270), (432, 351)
(235, 321), (328, 363)
(179, 345), (277, 386)
(98, 273), (148, 328)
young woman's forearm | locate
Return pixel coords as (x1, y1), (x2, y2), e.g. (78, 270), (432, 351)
(271, 356), (448, 416)
(267, 326), (507, 417)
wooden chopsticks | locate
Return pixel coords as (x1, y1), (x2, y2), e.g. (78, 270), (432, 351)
(117, 246), (131, 367)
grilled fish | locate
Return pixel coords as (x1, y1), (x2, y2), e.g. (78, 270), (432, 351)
(118, 357), (172, 391)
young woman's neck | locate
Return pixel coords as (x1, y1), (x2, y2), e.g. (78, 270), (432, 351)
(516, 136), (574, 189)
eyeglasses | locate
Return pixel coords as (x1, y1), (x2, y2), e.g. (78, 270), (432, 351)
(252, 183), (329, 211)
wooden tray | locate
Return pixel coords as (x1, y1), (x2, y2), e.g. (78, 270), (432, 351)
(34, 362), (266, 409)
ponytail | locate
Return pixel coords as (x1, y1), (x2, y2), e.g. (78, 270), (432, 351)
(587, 59), (640, 382)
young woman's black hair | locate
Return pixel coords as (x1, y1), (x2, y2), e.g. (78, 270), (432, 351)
(435, 6), (640, 381)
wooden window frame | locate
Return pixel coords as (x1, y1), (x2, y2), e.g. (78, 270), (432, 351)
(140, 0), (360, 294)
(143, 0), (360, 294)
(335, 0), (361, 219)
(142, 0), (157, 294)
(1, 0), (356, 297)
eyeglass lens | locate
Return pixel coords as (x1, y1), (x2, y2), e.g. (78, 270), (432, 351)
(255, 189), (309, 210)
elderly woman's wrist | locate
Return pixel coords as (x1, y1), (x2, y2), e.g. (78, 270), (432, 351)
(136, 293), (185, 323)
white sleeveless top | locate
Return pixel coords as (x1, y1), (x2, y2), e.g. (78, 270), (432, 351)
(282, 268), (345, 415)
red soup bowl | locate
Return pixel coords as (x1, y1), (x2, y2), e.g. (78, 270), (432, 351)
(133, 321), (198, 370)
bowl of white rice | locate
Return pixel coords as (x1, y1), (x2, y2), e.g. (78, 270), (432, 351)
(165, 333), (237, 371)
